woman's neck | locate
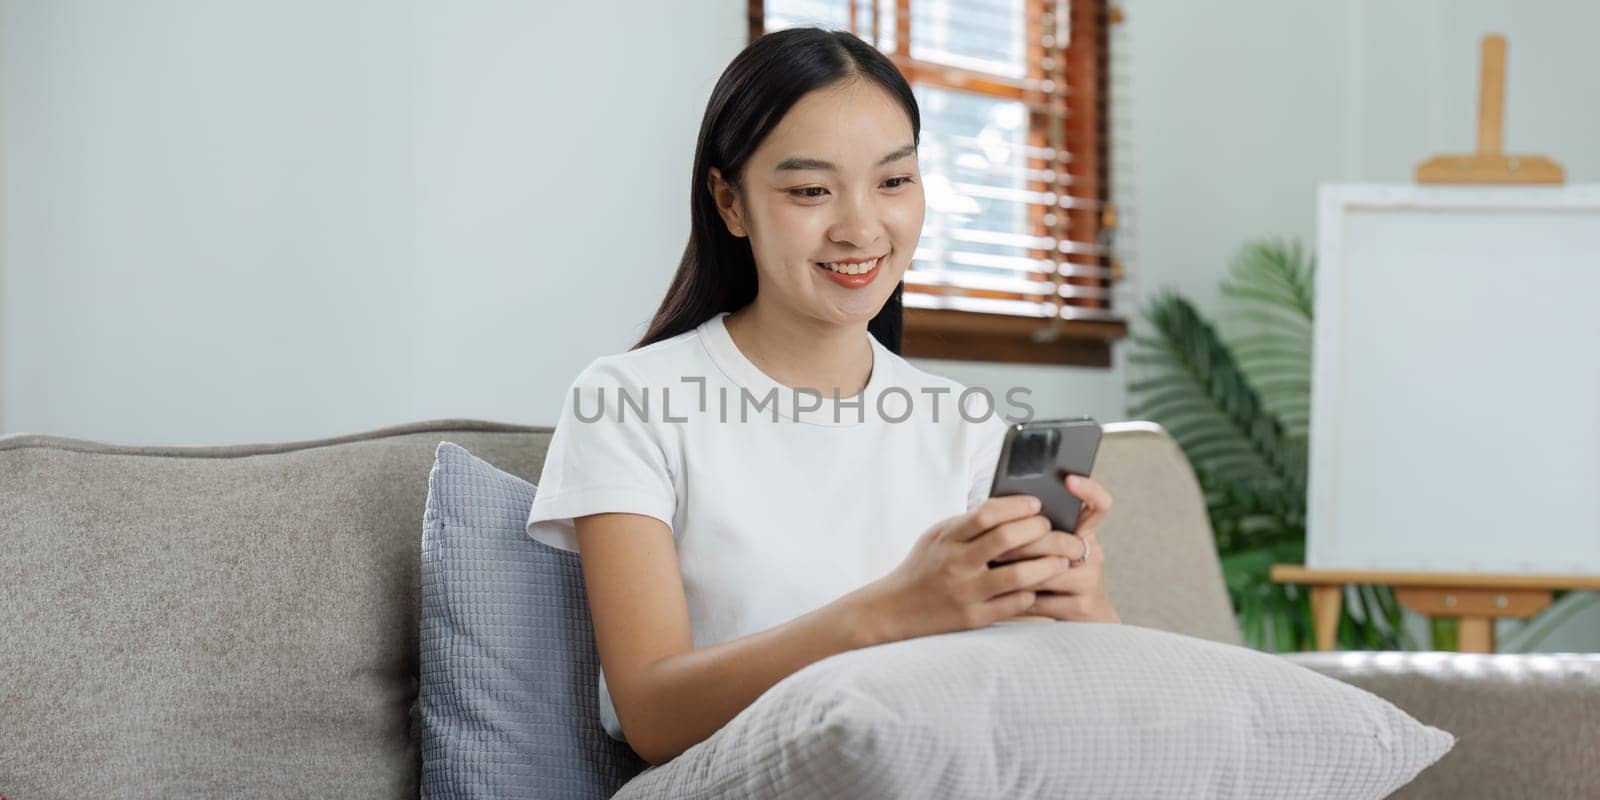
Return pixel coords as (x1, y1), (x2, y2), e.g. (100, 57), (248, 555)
(722, 301), (874, 400)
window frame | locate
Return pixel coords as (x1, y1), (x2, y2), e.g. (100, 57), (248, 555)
(749, 0), (1128, 367)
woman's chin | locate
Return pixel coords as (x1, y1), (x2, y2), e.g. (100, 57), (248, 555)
(821, 302), (891, 325)
(816, 279), (901, 321)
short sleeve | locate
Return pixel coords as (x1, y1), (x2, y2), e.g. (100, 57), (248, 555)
(964, 395), (1011, 512)
(526, 357), (678, 552)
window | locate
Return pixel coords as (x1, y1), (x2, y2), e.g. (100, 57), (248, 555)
(753, 0), (1127, 367)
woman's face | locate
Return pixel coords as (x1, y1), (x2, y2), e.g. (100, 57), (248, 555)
(709, 78), (925, 326)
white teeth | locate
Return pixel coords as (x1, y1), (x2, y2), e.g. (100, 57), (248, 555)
(821, 257), (880, 275)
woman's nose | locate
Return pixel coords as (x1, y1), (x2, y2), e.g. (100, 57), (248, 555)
(829, 198), (884, 248)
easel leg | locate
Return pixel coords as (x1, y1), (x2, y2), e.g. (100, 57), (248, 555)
(1310, 584), (1342, 651)
(1458, 616), (1496, 653)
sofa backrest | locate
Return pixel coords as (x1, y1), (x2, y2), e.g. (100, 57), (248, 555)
(0, 419), (549, 798)
(0, 417), (1237, 796)
(1095, 421), (1242, 646)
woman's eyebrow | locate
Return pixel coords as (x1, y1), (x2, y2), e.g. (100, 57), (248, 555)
(775, 143), (917, 172)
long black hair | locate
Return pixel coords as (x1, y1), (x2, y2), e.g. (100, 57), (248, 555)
(630, 27), (919, 354)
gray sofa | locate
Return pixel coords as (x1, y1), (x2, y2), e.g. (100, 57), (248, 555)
(3, 418), (1596, 798)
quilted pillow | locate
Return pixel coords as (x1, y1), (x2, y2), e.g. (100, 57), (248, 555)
(614, 621), (1454, 799)
(417, 442), (646, 799)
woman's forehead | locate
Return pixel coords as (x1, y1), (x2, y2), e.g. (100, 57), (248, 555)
(754, 83), (914, 172)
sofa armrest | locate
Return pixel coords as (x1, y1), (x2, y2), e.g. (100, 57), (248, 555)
(1283, 651), (1600, 799)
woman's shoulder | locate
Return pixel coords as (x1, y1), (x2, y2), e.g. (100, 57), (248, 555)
(569, 322), (710, 389)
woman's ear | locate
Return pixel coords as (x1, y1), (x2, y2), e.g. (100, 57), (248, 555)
(707, 167), (748, 238)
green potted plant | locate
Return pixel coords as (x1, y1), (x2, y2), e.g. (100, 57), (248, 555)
(1128, 239), (1597, 652)
(1126, 239), (1412, 651)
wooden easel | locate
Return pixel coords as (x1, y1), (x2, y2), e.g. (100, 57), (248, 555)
(1276, 35), (1583, 653)
(1271, 567), (1600, 653)
(1415, 34), (1565, 184)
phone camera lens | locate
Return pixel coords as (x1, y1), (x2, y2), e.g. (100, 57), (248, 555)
(1005, 428), (1060, 478)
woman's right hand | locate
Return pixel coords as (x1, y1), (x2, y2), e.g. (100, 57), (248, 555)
(858, 494), (1074, 644)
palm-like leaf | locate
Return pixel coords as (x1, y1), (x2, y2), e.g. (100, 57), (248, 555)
(1219, 239), (1316, 442)
(1127, 239), (1411, 652)
(1127, 294), (1303, 530)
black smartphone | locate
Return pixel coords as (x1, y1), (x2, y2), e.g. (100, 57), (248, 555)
(987, 416), (1103, 534)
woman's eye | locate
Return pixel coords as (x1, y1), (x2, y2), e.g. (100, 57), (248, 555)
(790, 178), (913, 199)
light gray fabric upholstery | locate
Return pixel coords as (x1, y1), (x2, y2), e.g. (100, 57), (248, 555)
(0, 420), (552, 798)
(614, 622), (1454, 799)
(1092, 421), (1242, 646)
(1285, 651), (1600, 798)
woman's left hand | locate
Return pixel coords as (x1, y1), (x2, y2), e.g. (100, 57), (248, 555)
(993, 474), (1121, 624)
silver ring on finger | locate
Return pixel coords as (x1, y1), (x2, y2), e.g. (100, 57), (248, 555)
(1071, 537), (1091, 567)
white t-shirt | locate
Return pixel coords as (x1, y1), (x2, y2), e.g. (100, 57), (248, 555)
(526, 310), (1010, 741)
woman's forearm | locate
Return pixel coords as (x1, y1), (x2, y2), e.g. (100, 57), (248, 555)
(621, 586), (895, 765)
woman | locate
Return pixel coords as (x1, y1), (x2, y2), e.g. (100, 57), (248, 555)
(526, 27), (1118, 766)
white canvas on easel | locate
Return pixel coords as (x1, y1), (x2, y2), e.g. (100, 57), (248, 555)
(1308, 183), (1600, 575)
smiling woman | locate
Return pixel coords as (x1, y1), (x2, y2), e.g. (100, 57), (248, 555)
(709, 77), (926, 349)
(526, 26), (1118, 767)
(633, 29), (922, 357)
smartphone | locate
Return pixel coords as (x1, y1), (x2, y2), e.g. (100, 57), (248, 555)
(987, 416), (1103, 534)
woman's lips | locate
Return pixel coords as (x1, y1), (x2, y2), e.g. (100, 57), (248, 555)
(814, 256), (881, 288)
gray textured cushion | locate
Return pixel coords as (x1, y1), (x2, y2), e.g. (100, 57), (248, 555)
(1092, 422), (1241, 646)
(615, 622), (1455, 799)
(1285, 651), (1600, 799)
(419, 442), (645, 798)
(0, 426), (439, 799)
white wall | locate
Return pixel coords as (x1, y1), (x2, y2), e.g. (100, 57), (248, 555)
(1, 0), (746, 445)
(5, 0), (1598, 441)
(1114, 0), (1600, 327)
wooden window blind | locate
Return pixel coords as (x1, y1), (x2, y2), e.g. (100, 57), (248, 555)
(750, 0), (1128, 367)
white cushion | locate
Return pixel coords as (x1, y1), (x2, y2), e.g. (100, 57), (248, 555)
(613, 622), (1454, 799)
